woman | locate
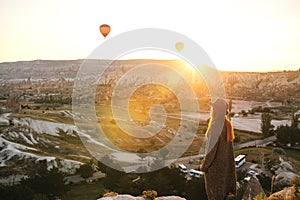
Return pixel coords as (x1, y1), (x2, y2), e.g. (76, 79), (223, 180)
(200, 98), (236, 200)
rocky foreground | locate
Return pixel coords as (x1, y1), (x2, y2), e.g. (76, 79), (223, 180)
(98, 194), (186, 200)
(97, 190), (300, 200)
(268, 186), (300, 200)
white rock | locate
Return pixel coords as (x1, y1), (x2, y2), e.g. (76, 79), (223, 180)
(280, 161), (294, 171)
(98, 194), (186, 200)
(157, 196), (186, 200)
(99, 194), (144, 200)
(275, 172), (299, 186)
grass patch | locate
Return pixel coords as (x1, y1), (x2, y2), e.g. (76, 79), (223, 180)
(11, 110), (74, 125)
(13, 102), (73, 124)
(283, 148), (300, 171)
(234, 147), (272, 163)
(35, 132), (91, 161)
(283, 148), (300, 162)
(65, 181), (104, 200)
(234, 130), (262, 144)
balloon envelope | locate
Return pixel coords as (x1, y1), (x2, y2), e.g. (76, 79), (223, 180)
(175, 42), (184, 52)
(99, 24), (111, 38)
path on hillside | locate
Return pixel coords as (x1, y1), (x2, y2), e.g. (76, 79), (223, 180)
(233, 135), (276, 150)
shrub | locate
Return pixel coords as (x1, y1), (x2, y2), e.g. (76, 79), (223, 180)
(229, 112), (235, 118)
(291, 176), (300, 188)
(253, 192), (267, 200)
(291, 176), (300, 198)
(76, 162), (94, 179)
(234, 134), (241, 143)
(103, 191), (118, 197)
(272, 148), (286, 155)
(261, 112), (274, 137)
(240, 110), (247, 117)
(142, 190), (157, 200)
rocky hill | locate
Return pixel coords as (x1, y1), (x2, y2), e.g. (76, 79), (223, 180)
(221, 70), (300, 101)
(1, 59), (299, 101)
(0, 112), (93, 184)
(0, 60), (81, 80)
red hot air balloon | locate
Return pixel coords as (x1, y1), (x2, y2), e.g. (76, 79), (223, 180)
(99, 24), (111, 38)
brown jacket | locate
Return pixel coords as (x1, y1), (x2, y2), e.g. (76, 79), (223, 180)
(200, 122), (236, 200)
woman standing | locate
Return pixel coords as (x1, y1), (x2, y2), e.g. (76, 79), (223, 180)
(200, 98), (236, 200)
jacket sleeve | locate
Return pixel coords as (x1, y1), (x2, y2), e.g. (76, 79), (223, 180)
(200, 134), (220, 172)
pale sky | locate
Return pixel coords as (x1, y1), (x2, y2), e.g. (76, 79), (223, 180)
(1, 0), (300, 72)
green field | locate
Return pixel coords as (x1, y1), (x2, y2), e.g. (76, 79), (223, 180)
(284, 148), (300, 162)
(234, 146), (300, 171)
(234, 147), (272, 163)
(234, 130), (262, 144)
(12, 103), (74, 125)
(282, 148), (300, 170)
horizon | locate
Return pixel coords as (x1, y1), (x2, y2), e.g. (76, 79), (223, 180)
(0, 58), (299, 73)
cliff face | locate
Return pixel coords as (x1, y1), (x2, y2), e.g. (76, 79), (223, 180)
(221, 70), (300, 100)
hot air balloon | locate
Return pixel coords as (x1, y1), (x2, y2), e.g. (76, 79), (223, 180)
(99, 24), (111, 38)
(175, 42), (184, 52)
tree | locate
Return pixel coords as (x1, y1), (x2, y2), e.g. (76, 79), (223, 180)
(261, 112), (274, 137)
(76, 162), (94, 179)
(0, 184), (34, 200)
(138, 167), (185, 197)
(165, 167), (186, 195)
(291, 113), (299, 128)
(137, 148), (148, 161)
(22, 167), (69, 199)
(228, 99), (232, 113)
(241, 110), (248, 117)
(116, 175), (138, 194)
(276, 125), (300, 146)
(103, 167), (126, 190)
(275, 125), (290, 145)
(184, 177), (207, 200)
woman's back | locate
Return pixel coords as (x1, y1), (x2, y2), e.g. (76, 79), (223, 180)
(203, 121), (236, 200)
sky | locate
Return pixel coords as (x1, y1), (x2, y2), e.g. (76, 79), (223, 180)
(0, 0), (300, 72)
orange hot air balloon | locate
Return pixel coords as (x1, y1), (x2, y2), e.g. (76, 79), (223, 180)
(99, 24), (111, 38)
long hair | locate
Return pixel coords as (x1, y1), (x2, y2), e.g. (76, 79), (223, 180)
(225, 116), (235, 142)
(206, 99), (235, 143)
